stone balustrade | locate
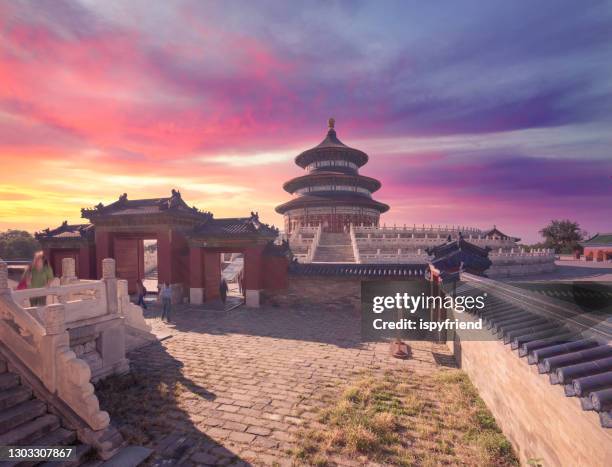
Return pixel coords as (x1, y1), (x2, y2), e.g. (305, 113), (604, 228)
(0, 257), (153, 433)
(289, 225), (322, 263)
(305, 224), (322, 263)
(354, 223), (482, 234)
(288, 223), (556, 276)
(0, 259), (111, 431)
(487, 249), (556, 277)
(354, 246), (556, 276)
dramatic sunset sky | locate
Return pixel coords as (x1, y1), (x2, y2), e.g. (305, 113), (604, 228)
(1, 0), (611, 242)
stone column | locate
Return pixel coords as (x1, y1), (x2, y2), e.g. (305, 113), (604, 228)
(100, 258), (128, 375)
(189, 246), (204, 305)
(43, 303), (67, 335)
(61, 257), (77, 285)
(40, 303), (68, 393)
(156, 229), (172, 286)
(102, 258), (118, 315)
(244, 246), (263, 308)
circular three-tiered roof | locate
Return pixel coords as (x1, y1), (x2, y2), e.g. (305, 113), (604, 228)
(276, 118), (389, 233)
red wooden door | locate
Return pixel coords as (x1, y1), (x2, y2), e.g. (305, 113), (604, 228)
(114, 238), (143, 293)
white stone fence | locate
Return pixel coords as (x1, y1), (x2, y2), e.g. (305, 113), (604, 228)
(0, 258), (114, 431)
(305, 224), (322, 263)
(289, 225), (322, 262)
(349, 224), (360, 263)
(289, 225), (319, 244)
(0, 257), (152, 434)
(487, 249), (556, 277)
(354, 224), (482, 234)
(354, 234), (516, 249)
(353, 248), (556, 276)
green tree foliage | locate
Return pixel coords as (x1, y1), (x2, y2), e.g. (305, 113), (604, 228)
(539, 220), (587, 254)
(0, 230), (40, 260)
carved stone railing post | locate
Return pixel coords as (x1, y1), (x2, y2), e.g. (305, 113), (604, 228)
(100, 258), (128, 377)
(60, 258), (77, 285)
(39, 303), (68, 393)
(102, 258), (118, 315)
(43, 302), (66, 336)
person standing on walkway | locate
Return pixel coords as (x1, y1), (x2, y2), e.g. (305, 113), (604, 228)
(237, 270), (244, 296)
(136, 279), (147, 309)
(160, 282), (172, 322)
(20, 251), (54, 306)
(219, 277), (228, 304)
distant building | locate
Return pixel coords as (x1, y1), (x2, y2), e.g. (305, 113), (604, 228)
(580, 233), (612, 261)
(36, 190), (284, 306)
(275, 118), (389, 234)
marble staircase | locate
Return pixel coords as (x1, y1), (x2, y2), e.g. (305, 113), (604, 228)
(312, 232), (355, 263)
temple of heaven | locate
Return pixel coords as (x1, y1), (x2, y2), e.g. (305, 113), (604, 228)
(276, 118), (389, 234)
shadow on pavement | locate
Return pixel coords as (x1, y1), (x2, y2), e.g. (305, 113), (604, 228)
(96, 341), (248, 466)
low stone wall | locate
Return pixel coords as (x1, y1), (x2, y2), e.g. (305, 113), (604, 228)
(262, 276), (362, 311)
(487, 254), (556, 277)
(448, 311), (612, 466)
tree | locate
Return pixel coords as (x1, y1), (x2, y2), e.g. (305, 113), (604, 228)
(539, 220), (587, 254)
(0, 230), (41, 260)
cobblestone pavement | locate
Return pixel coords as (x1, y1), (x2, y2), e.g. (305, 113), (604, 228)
(104, 304), (456, 466)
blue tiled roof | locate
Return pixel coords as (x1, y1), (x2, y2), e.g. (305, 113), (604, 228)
(288, 262), (427, 278)
(456, 278), (612, 428)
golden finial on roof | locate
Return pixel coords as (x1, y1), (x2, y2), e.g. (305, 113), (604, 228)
(328, 117), (335, 129)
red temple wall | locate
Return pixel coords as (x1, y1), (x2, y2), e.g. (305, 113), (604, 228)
(156, 230), (171, 285)
(583, 247), (612, 261)
(43, 244), (95, 280)
(262, 256), (289, 290)
(80, 245), (95, 279)
(189, 247), (204, 289)
(244, 246), (264, 290)
(204, 251), (221, 300)
(50, 249), (79, 278)
(170, 230), (190, 289)
(94, 231), (112, 278)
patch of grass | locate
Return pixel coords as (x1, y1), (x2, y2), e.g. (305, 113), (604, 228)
(294, 368), (519, 466)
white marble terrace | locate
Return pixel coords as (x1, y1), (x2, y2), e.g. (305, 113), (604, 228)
(287, 223), (556, 277)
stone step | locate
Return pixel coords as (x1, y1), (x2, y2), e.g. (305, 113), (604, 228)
(34, 427), (78, 447)
(316, 251), (353, 254)
(0, 372), (20, 391)
(315, 252), (354, 255)
(0, 385), (33, 411)
(0, 414), (60, 445)
(0, 399), (48, 435)
(98, 446), (153, 467)
(315, 252), (354, 257)
(39, 444), (94, 467)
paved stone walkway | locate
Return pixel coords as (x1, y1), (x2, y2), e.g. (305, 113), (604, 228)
(99, 304), (455, 466)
